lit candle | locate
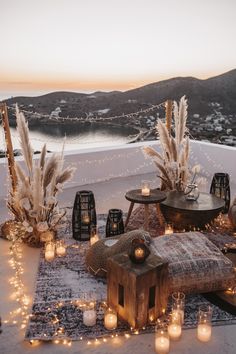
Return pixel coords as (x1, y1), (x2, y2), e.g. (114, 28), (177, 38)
(141, 181), (150, 196)
(168, 323), (182, 340)
(104, 308), (117, 330)
(155, 333), (170, 354)
(45, 242), (55, 262)
(197, 323), (212, 342)
(83, 308), (96, 327)
(134, 247), (145, 260)
(164, 223), (173, 235)
(90, 233), (99, 246)
(142, 187), (150, 196)
(112, 223), (117, 230)
(56, 240), (66, 257)
(83, 215), (90, 224)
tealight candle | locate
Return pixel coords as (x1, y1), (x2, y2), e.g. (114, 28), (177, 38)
(155, 329), (170, 354)
(134, 247), (145, 260)
(168, 312), (182, 340)
(141, 181), (150, 196)
(56, 240), (66, 257)
(112, 223), (118, 230)
(104, 308), (117, 330)
(164, 223), (174, 235)
(83, 214), (90, 224)
(45, 242), (55, 262)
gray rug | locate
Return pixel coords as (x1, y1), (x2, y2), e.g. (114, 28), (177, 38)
(25, 212), (236, 342)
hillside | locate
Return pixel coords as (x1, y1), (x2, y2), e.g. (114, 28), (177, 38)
(4, 69), (236, 119)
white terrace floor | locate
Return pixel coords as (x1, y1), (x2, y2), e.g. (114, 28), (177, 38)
(0, 170), (236, 354)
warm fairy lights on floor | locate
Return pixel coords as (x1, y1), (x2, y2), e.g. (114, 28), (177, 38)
(4, 241), (32, 333)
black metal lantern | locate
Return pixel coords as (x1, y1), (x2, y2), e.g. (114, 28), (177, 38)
(72, 190), (97, 241)
(106, 209), (124, 237)
(210, 173), (230, 213)
(129, 238), (150, 264)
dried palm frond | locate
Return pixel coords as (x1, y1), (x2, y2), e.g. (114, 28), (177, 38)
(154, 161), (173, 189)
(15, 104), (33, 174)
(39, 144), (47, 171)
(170, 137), (178, 161)
(56, 166), (76, 185)
(43, 154), (60, 191)
(15, 163), (27, 183)
(157, 120), (172, 161)
(32, 167), (43, 217)
(143, 146), (163, 161)
(177, 95), (188, 144)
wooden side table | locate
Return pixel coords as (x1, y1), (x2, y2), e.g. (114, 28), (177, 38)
(125, 189), (166, 231)
(107, 252), (169, 329)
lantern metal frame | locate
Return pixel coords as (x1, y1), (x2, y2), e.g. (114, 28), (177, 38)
(72, 190), (97, 241)
(106, 209), (124, 237)
(210, 173), (230, 214)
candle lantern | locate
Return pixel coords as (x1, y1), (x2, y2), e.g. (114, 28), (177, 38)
(129, 238), (150, 264)
(197, 305), (212, 342)
(106, 209), (124, 238)
(72, 190), (97, 241)
(210, 173), (230, 213)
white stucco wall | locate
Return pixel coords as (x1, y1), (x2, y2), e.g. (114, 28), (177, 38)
(0, 140), (236, 202)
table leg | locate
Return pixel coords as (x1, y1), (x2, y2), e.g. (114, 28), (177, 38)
(125, 202), (135, 229)
(156, 204), (164, 226)
(144, 204), (149, 231)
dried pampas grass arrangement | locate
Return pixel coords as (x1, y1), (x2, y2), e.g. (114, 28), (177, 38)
(7, 104), (76, 246)
(144, 96), (198, 191)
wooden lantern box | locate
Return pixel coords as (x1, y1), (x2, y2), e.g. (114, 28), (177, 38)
(107, 252), (169, 329)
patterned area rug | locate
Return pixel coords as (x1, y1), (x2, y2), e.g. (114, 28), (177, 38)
(25, 211), (236, 342)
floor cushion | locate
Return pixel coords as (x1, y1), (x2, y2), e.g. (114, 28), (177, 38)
(151, 231), (235, 293)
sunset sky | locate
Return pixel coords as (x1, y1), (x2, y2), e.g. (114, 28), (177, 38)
(0, 0), (236, 99)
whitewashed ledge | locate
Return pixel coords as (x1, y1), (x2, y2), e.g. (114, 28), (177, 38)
(0, 140), (236, 204)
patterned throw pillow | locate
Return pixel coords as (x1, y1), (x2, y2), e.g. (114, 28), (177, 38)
(151, 232), (235, 293)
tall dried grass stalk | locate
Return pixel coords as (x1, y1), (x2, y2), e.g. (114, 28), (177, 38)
(144, 96), (195, 191)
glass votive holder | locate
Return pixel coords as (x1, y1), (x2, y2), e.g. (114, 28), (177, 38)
(172, 292), (185, 325)
(141, 180), (151, 196)
(104, 307), (117, 330)
(45, 241), (55, 262)
(184, 183), (200, 201)
(164, 222), (174, 235)
(168, 311), (182, 341)
(56, 240), (66, 257)
(197, 305), (212, 342)
(155, 326), (170, 354)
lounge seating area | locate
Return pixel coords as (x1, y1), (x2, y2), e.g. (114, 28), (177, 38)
(0, 102), (236, 354)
